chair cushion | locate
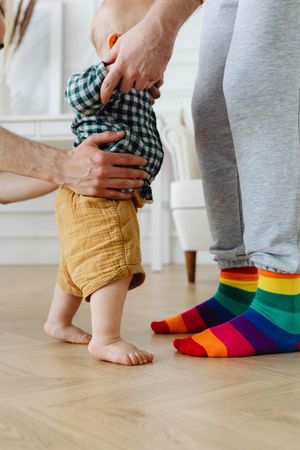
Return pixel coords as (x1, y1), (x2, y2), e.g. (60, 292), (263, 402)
(170, 180), (206, 209)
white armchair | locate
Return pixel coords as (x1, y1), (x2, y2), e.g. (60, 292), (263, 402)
(161, 113), (212, 283)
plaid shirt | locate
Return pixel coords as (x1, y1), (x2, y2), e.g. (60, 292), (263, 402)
(65, 62), (164, 201)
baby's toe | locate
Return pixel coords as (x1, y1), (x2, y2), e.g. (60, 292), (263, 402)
(143, 351), (153, 362)
(137, 350), (153, 364)
(120, 354), (133, 366)
(134, 351), (146, 365)
(139, 351), (150, 364)
(128, 352), (139, 366)
(81, 334), (92, 344)
(140, 352), (149, 364)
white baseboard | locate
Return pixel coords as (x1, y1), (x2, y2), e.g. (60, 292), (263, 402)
(0, 235), (214, 266)
(0, 237), (60, 265)
(0, 192), (214, 266)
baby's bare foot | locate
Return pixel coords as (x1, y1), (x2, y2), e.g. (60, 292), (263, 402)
(44, 321), (92, 344)
(88, 338), (154, 365)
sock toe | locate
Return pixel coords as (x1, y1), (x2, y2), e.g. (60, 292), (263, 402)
(151, 320), (170, 334)
(152, 268), (258, 334)
(174, 337), (207, 357)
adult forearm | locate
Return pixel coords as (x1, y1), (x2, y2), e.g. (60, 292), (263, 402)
(146, 0), (203, 39)
(0, 127), (149, 198)
(0, 126), (64, 183)
(143, 0), (203, 63)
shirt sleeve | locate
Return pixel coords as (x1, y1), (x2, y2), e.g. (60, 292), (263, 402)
(65, 62), (108, 116)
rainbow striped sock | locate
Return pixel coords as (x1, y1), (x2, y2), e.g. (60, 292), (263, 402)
(174, 270), (300, 357)
(151, 267), (258, 334)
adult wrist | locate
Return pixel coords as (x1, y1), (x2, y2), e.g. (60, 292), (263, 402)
(52, 149), (70, 186)
(29, 143), (66, 185)
(143, 9), (178, 44)
(142, 0), (202, 50)
(140, 13), (177, 66)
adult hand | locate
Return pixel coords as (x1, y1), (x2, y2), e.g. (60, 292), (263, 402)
(100, 18), (174, 104)
(104, 64), (163, 104)
(60, 131), (149, 199)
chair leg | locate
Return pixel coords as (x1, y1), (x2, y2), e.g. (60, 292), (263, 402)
(185, 251), (197, 283)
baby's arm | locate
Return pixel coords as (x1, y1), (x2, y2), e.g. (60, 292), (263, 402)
(65, 63), (114, 116)
(0, 172), (57, 204)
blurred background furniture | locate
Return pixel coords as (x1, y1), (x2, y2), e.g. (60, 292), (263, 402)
(161, 108), (212, 283)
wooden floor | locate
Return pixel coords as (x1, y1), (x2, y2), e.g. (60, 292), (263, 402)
(1, 265), (300, 450)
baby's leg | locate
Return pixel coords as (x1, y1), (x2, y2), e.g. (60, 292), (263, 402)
(88, 276), (153, 365)
(44, 284), (91, 344)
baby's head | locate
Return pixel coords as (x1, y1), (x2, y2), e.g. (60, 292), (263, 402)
(91, 0), (154, 59)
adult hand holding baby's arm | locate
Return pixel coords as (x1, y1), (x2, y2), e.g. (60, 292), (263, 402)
(62, 132), (148, 199)
(100, 0), (202, 104)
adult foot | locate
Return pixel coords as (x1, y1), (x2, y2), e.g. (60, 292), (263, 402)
(44, 321), (92, 344)
(151, 267), (258, 334)
(88, 337), (154, 365)
(174, 270), (300, 358)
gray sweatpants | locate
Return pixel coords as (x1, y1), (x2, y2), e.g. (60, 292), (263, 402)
(192, 0), (300, 273)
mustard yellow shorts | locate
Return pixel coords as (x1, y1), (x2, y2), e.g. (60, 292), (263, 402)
(56, 186), (145, 300)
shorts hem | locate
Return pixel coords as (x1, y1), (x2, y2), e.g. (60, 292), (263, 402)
(83, 264), (145, 301)
(56, 278), (82, 298)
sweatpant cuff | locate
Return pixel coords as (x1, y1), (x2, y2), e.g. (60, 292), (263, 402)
(254, 264), (300, 275)
(217, 260), (255, 270)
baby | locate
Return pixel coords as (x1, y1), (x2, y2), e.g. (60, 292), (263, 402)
(44, 0), (164, 365)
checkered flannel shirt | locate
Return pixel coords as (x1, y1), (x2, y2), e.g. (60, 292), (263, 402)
(65, 62), (164, 201)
